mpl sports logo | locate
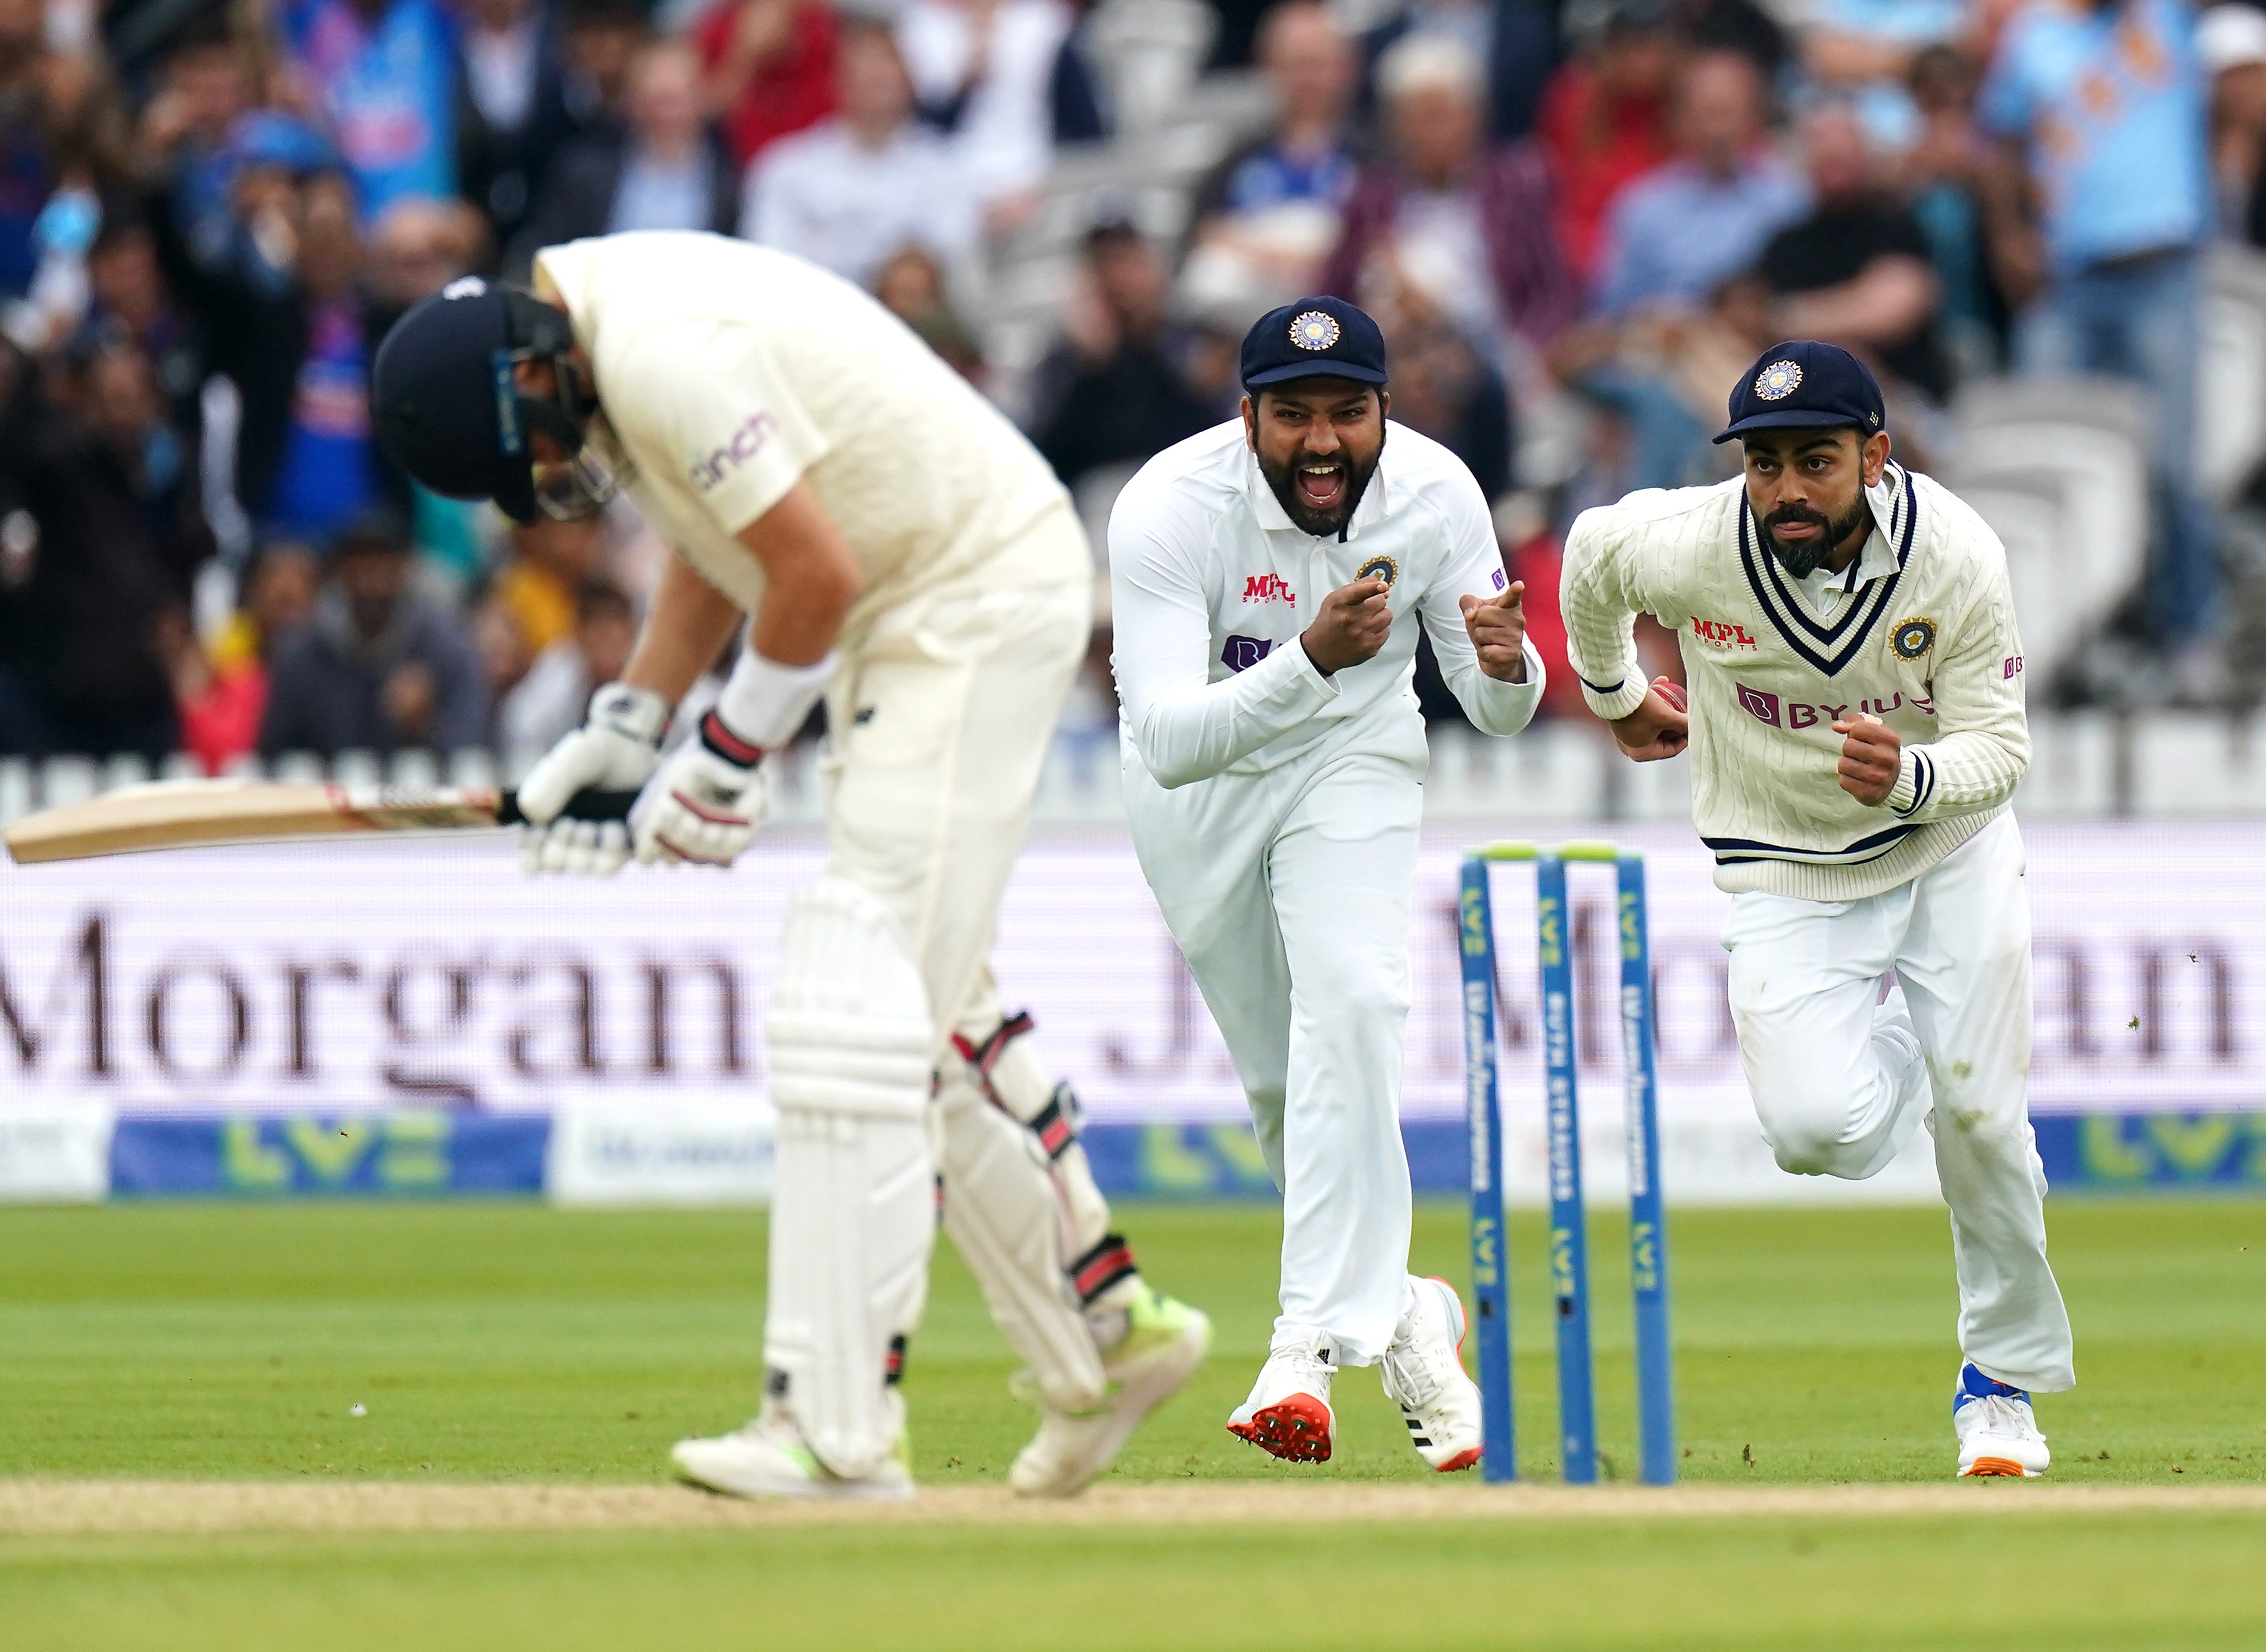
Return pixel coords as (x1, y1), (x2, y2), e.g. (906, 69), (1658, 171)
(1243, 574), (1295, 605)
(1691, 618), (1759, 652)
(689, 411), (778, 491)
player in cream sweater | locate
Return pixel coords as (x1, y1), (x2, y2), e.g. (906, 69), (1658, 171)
(1561, 341), (2072, 1478)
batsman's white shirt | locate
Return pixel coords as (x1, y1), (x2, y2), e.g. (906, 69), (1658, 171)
(1561, 464), (2073, 1392)
(1110, 419), (1543, 1362)
(535, 233), (1076, 635)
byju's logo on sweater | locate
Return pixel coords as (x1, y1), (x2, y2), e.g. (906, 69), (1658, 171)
(1223, 635), (1275, 673)
(1738, 682), (1933, 730)
(1243, 574), (1295, 605)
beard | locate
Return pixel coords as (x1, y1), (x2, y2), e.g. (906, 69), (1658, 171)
(1761, 496), (1871, 579)
(1259, 429), (1385, 537)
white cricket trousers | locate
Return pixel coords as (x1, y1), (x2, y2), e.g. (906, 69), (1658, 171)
(1722, 812), (2075, 1392)
(1126, 743), (1421, 1364)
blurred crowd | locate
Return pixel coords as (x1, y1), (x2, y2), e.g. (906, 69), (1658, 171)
(0, 0), (2259, 773)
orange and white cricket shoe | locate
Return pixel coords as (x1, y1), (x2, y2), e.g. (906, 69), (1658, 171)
(1381, 1276), (1484, 1473)
(1228, 1332), (1336, 1463)
(1955, 1363), (2050, 1478)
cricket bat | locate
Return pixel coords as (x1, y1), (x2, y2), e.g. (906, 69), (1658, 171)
(3, 779), (639, 865)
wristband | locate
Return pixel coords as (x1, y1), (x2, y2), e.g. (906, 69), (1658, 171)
(714, 648), (838, 751)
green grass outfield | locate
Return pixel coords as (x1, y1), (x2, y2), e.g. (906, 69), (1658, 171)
(3, 1197), (2263, 1648)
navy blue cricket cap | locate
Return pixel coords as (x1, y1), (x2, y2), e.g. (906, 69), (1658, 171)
(1240, 296), (1388, 392)
(372, 277), (543, 522)
(1713, 339), (1886, 444)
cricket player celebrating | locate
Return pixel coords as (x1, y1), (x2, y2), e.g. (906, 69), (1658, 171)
(1109, 298), (1541, 1469)
(370, 233), (1208, 1500)
(1561, 340), (2073, 1477)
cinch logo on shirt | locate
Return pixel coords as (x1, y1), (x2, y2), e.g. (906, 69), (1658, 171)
(689, 411), (778, 491)
(1692, 618), (1758, 651)
(1736, 682), (1936, 729)
(2004, 655), (2025, 680)
(1223, 635), (1274, 673)
(1243, 574), (1295, 605)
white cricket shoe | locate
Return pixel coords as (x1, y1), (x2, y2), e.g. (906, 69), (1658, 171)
(1381, 1275), (1484, 1473)
(670, 1403), (914, 1501)
(1009, 1283), (1212, 1497)
(1954, 1363), (2050, 1478)
(1227, 1331), (1337, 1463)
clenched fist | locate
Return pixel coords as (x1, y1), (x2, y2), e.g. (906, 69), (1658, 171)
(1299, 576), (1391, 676)
(1608, 676), (1689, 762)
(1833, 712), (1902, 806)
(1458, 582), (1528, 681)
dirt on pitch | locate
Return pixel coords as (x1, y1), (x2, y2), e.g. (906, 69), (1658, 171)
(5, 1478), (2264, 1538)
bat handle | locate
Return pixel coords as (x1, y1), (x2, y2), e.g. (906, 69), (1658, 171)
(494, 787), (641, 826)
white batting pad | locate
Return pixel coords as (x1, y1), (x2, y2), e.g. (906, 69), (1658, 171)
(763, 877), (937, 1479)
(935, 1063), (1107, 1411)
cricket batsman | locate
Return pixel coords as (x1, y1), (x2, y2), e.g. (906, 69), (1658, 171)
(369, 233), (1208, 1500)
(1561, 339), (2073, 1477)
(1109, 297), (1543, 1469)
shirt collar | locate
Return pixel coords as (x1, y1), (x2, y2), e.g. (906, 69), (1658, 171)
(1794, 466), (1904, 600)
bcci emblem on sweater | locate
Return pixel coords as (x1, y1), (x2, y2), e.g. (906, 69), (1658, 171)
(1892, 618), (1936, 660)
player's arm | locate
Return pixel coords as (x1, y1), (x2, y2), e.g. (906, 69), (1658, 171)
(619, 481), (861, 867)
(1417, 486), (1544, 738)
(1560, 504), (1689, 760)
(620, 552), (747, 704)
(1858, 565), (2029, 822)
(1109, 491), (1341, 789)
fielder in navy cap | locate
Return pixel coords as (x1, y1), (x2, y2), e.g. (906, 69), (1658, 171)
(1714, 339), (1893, 580)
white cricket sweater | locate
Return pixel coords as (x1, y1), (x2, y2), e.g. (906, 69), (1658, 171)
(1560, 463), (2028, 900)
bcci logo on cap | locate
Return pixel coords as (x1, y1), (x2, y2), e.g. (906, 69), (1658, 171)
(1754, 360), (1803, 401)
(1290, 311), (1341, 351)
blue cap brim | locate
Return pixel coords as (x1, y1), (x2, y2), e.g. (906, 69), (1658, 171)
(1712, 408), (1875, 444)
(1244, 361), (1389, 390)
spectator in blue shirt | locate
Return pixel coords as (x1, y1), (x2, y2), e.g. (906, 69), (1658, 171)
(283, 0), (459, 223)
(1981, 0), (2217, 663)
(1593, 49), (1809, 315)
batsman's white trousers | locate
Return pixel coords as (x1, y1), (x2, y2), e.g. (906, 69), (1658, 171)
(1126, 739), (1422, 1364)
(820, 555), (1090, 1051)
(1723, 811), (2075, 1392)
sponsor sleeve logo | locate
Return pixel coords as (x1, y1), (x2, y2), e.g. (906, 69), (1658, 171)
(1891, 618), (1936, 660)
(2004, 654), (2025, 679)
(1222, 635), (1275, 673)
(689, 411), (778, 492)
(1491, 567), (1507, 591)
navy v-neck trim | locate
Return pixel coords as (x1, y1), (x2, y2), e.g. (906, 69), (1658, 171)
(1738, 465), (1917, 676)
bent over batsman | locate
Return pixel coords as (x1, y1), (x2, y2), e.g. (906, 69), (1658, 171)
(372, 233), (1207, 1500)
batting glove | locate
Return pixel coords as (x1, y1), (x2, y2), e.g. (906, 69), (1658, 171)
(516, 683), (669, 876)
(629, 708), (770, 868)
